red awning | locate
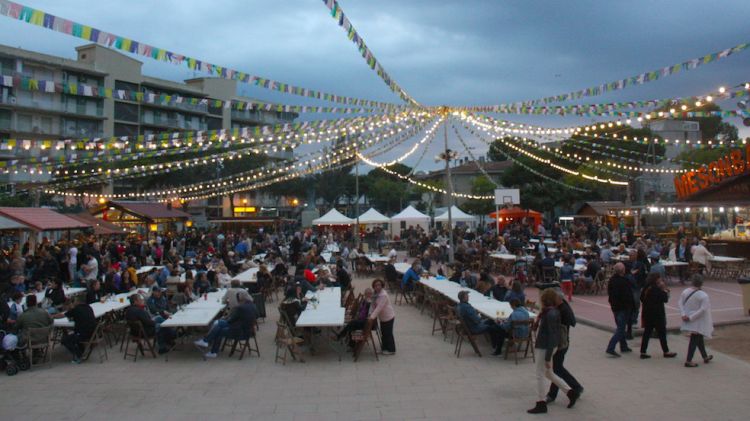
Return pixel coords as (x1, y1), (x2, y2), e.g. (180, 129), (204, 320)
(67, 213), (127, 235)
(0, 207), (91, 231)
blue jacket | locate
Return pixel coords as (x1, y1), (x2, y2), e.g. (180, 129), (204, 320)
(457, 302), (483, 334)
(402, 267), (420, 287)
(504, 290), (526, 305)
(501, 306), (530, 338)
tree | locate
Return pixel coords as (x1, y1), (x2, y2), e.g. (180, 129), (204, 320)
(462, 176), (495, 219)
(414, 179), (444, 217)
(487, 138), (510, 162)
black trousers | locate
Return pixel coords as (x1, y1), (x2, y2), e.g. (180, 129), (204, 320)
(547, 346), (583, 399)
(61, 332), (83, 359)
(379, 318), (396, 352)
(640, 323), (669, 354)
(687, 333), (708, 362)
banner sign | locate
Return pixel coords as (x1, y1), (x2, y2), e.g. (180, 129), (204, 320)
(674, 146), (750, 199)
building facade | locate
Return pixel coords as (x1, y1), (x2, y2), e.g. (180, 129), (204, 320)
(416, 158), (512, 207)
(0, 43), (296, 218)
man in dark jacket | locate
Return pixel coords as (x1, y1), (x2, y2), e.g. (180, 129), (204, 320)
(606, 262), (634, 357)
(546, 292), (584, 403)
(456, 291), (503, 355)
(125, 294), (174, 354)
(54, 298), (96, 363)
(194, 293), (257, 358)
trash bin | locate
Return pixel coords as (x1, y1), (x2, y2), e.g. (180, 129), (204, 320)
(738, 277), (750, 317)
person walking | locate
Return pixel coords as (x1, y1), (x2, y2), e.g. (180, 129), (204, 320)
(606, 262), (634, 357)
(639, 273), (677, 359)
(528, 289), (579, 414)
(370, 279), (396, 355)
(679, 275), (714, 368)
(546, 290), (584, 404)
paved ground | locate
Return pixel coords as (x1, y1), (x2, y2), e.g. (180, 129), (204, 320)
(1, 274), (749, 421)
(525, 280), (750, 331)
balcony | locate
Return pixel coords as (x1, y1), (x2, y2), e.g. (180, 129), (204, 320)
(0, 94), (104, 117)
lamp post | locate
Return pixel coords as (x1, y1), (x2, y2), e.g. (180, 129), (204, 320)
(354, 141), (360, 249)
(437, 120), (458, 263)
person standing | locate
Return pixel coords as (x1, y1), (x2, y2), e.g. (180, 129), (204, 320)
(606, 262), (633, 357)
(679, 275), (714, 368)
(369, 279), (396, 355)
(546, 291), (584, 404)
(639, 273), (677, 359)
(528, 289), (579, 414)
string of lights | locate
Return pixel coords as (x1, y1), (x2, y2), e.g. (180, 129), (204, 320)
(450, 120), (499, 188)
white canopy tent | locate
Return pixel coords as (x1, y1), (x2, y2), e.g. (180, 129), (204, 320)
(435, 206), (478, 227)
(390, 205), (430, 236)
(312, 208), (354, 226)
(357, 208), (391, 225)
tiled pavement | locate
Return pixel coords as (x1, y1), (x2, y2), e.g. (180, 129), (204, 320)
(1, 274), (749, 420)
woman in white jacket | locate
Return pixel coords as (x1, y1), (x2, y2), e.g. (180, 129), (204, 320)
(679, 275), (714, 368)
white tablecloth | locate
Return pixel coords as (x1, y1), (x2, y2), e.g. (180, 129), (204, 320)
(490, 253), (517, 261)
(554, 261), (587, 272)
(54, 289), (148, 328)
(394, 262), (411, 274)
(419, 278), (534, 320)
(662, 260), (689, 267)
(160, 290), (226, 328)
(136, 265), (163, 275)
(232, 267), (259, 284)
(296, 287), (345, 327)
(710, 256), (745, 263)
(364, 253), (389, 263)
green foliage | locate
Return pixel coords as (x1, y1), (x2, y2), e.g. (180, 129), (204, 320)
(487, 138), (510, 161)
(675, 146), (734, 169)
(462, 175), (495, 216)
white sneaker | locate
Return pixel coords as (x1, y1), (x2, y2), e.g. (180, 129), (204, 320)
(381, 350), (395, 355)
(204, 352), (217, 358)
(194, 339), (209, 348)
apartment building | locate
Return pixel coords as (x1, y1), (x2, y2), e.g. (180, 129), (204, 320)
(0, 43), (296, 219)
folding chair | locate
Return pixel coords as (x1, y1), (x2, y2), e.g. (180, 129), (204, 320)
(504, 320), (535, 364)
(81, 321), (108, 363)
(223, 322), (260, 360)
(351, 318), (379, 362)
(25, 326), (53, 368)
(274, 322), (304, 365)
(123, 320), (157, 362)
(454, 319), (484, 358)
(394, 283), (413, 305)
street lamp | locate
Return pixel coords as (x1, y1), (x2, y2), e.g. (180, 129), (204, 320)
(435, 121), (458, 263)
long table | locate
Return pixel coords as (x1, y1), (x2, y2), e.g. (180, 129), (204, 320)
(232, 267), (259, 284)
(136, 265), (163, 275)
(8, 287), (86, 308)
(54, 289), (149, 328)
(394, 262), (411, 275)
(297, 287), (345, 359)
(160, 290), (226, 328)
(419, 278), (534, 321)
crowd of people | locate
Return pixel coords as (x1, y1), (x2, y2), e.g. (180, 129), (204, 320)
(0, 215), (725, 416)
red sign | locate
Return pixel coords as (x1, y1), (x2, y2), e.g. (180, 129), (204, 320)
(674, 145), (750, 199)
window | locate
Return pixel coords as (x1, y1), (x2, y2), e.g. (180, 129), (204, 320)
(17, 114), (32, 132)
(114, 123), (138, 137)
(62, 118), (101, 138)
(207, 117), (222, 130)
(115, 80), (139, 93)
(0, 110), (11, 129)
(114, 102), (139, 122)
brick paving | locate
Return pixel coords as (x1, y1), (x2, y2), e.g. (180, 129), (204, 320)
(0, 271), (748, 420)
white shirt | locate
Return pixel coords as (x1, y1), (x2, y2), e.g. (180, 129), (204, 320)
(68, 247), (78, 265)
(388, 248), (397, 259)
(691, 245), (713, 266)
(84, 257), (99, 280)
(679, 288), (713, 338)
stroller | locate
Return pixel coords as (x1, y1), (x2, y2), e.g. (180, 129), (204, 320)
(0, 330), (30, 376)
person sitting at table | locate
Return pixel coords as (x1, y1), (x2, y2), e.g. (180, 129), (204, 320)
(53, 298), (96, 363)
(491, 276), (510, 301)
(280, 283), (309, 326)
(125, 294), (173, 355)
(147, 287), (171, 319)
(649, 253), (665, 279)
(578, 256), (600, 293)
(8, 291), (24, 324)
(256, 264), (273, 291)
(86, 280), (106, 304)
(335, 259), (352, 292)
(401, 261), (421, 292)
(15, 295), (52, 352)
(216, 266), (232, 288)
(504, 280), (526, 305)
(499, 298), (531, 353)
(194, 271), (211, 296)
(303, 265), (317, 285)
(222, 280), (252, 309)
(32, 281), (44, 293)
(459, 270), (478, 289)
(456, 290), (504, 355)
(171, 283), (193, 309)
(336, 287), (374, 346)
(44, 278), (66, 312)
(477, 271), (495, 296)
(194, 293), (258, 358)
(497, 239), (509, 255)
(156, 264), (171, 288)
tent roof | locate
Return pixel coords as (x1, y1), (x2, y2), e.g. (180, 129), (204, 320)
(0, 207), (91, 231)
(435, 206), (476, 222)
(391, 205), (429, 221)
(357, 208), (390, 224)
(312, 208), (354, 225)
(68, 213), (127, 235)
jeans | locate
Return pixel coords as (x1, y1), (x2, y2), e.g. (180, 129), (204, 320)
(474, 322), (504, 350)
(61, 332), (83, 359)
(379, 318), (395, 353)
(640, 323), (669, 354)
(547, 346), (583, 399)
(204, 319), (230, 353)
(686, 334), (708, 362)
(606, 310), (631, 353)
(535, 348), (570, 402)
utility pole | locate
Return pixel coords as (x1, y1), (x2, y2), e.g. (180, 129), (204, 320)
(353, 139), (360, 249)
(440, 117), (456, 263)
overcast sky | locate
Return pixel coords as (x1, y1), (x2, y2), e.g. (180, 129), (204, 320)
(2, 0), (750, 170)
